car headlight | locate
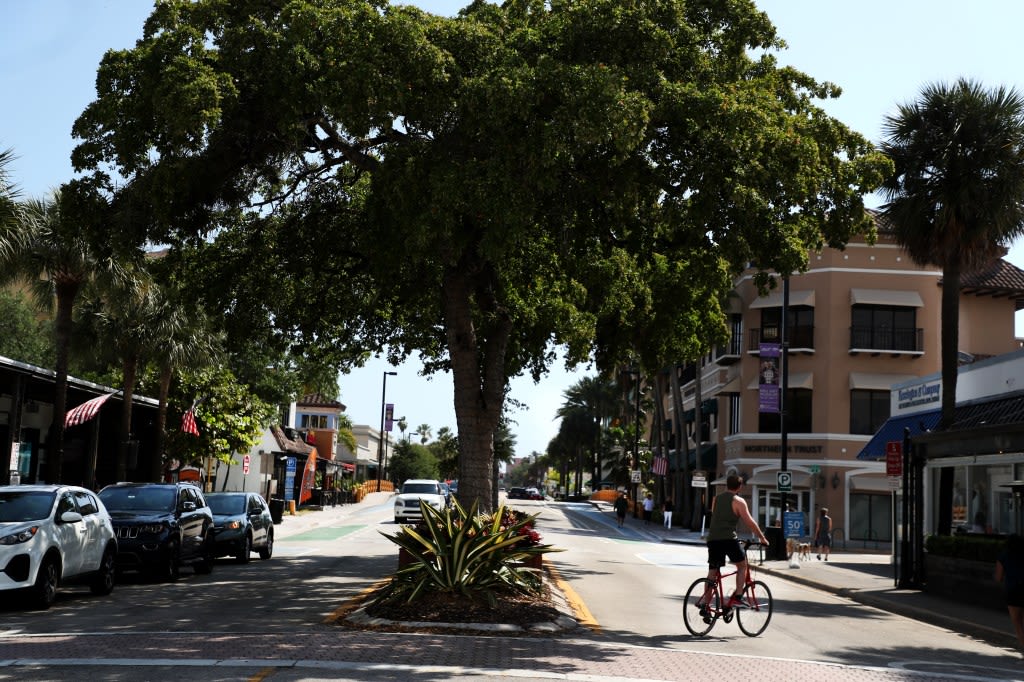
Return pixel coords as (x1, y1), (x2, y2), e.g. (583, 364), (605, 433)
(0, 526), (39, 545)
(140, 524), (166, 534)
(224, 520), (242, 530)
(394, 500), (404, 508)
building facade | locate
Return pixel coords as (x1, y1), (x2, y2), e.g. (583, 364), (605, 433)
(665, 213), (1024, 548)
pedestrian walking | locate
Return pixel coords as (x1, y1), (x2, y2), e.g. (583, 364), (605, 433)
(642, 493), (655, 525)
(613, 492), (629, 527)
(995, 534), (1024, 650)
(814, 507), (832, 561)
(663, 499), (674, 529)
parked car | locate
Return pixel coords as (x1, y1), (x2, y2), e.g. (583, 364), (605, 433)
(393, 479), (447, 523)
(98, 482), (215, 580)
(507, 487), (529, 500)
(439, 482), (453, 508)
(205, 492), (274, 563)
(0, 484), (118, 609)
(526, 488), (544, 500)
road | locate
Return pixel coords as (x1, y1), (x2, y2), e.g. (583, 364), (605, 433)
(0, 496), (1021, 681)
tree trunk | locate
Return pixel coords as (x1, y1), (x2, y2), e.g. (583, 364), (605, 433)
(152, 367), (173, 482)
(669, 365), (689, 527)
(116, 356), (138, 482)
(47, 287), (77, 484)
(939, 262), (961, 430)
(443, 266), (509, 515)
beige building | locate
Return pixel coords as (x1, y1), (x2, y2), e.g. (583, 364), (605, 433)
(667, 211), (1024, 548)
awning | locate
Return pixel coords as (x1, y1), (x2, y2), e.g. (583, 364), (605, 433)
(749, 289), (815, 309)
(748, 371), (813, 390)
(856, 409), (941, 460)
(849, 372), (917, 390)
(339, 462), (355, 472)
(850, 288), (924, 307)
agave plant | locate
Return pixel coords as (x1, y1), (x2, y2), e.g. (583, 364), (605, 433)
(374, 498), (562, 606)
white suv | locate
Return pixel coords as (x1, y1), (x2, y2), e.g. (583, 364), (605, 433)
(393, 479), (447, 524)
(0, 484), (118, 609)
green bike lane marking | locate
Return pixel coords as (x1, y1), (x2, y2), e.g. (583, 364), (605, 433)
(280, 525), (365, 542)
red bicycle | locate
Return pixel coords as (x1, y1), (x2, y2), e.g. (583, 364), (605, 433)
(683, 541), (774, 637)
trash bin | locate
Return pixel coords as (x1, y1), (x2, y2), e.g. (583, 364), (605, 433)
(764, 526), (786, 560)
(269, 498), (285, 525)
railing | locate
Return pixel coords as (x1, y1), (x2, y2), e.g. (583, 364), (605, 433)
(849, 326), (923, 352)
(715, 335), (744, 364)
(747, 325), (815, 351)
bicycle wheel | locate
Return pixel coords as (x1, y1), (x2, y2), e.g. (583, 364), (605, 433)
(736, 579), (773, 637)
(683, 578), (719, 637)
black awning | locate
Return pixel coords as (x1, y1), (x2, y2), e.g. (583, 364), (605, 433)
(857, 409), (940, 461)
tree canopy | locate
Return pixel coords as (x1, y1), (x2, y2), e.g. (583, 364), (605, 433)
(71, 0), (889, 511)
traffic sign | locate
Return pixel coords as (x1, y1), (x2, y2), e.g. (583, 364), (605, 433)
(630, 470), (641, 483)
(886, 441), (902, 477)
(692, 472), (707, 488)
(243, 454), (251, 475)
(777, 470), (792, 492)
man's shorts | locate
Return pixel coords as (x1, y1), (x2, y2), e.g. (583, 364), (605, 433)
(707, 538), (746, 569)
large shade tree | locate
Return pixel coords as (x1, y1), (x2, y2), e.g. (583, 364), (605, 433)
(880, 79), (1024, 428)
(71, 0), (888, 511)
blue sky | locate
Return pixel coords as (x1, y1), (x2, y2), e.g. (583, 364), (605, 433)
(2, 1), (1024, 456)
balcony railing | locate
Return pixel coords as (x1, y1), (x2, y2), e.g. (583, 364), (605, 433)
(747, 325), (815, 352)
(714, 335), (744, 364)
(849, 326), (923, 353)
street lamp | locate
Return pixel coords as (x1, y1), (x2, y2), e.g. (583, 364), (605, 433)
(376, 371), (397, 491)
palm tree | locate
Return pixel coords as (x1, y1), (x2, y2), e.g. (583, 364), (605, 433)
(0, 149), (18, 234)
(415, 423), (432, 444)
(0, 188), (121, 483)
(880, 79), (1024, 428)
(557, 376), (619, 491)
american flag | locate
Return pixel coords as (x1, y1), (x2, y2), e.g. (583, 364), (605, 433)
(65, 392), (117, 427)
(181, 405), (200, 437)
(652, 455), (668, 476)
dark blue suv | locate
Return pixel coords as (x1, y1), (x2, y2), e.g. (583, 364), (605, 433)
(98, 482), (215, 580)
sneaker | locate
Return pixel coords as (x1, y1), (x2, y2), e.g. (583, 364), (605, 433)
(726, 594), (748, 609)
(817, 554), (821, 560)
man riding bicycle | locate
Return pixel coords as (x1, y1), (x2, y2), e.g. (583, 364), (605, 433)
(703, 474), (769, 611)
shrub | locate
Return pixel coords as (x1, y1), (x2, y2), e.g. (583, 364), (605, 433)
(925, 534), (1005, 562)
(374, 499), (562, 607)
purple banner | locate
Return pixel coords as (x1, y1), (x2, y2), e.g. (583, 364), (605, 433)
(384, 403), (394, 431)
(759, 343), (780, 413)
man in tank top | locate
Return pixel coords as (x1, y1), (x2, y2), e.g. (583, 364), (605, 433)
(703, 474), (769, 610)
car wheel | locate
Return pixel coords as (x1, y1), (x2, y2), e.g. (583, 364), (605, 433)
(258, 529), (273, 560)
(235, 532), (252, 563)
(31, 556), (60, 610)
(89, 548), (116, 596)
(194, 532), (216, 575)
(151, 540), (180, 582)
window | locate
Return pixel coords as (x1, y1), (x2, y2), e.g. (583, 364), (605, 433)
(729, 394), (740, 435)
(761, 306), (814, 348)
(758, 389), (812, 433)
(850, 493), (891, 543)
(850, 390), (890, 435)
(301, 414), (328, 429)
(851, 305), (919, 351)
(74, 491), (98, 515)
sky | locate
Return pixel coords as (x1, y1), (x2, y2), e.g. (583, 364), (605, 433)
(3, 1), (1024, 457)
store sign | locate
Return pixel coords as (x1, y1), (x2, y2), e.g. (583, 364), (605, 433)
(886, 441), (902, 477)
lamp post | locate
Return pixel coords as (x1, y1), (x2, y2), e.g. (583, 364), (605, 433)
(376, 371), (397, 491)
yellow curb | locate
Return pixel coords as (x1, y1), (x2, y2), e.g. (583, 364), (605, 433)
(323, 579), (390, 625)
(545, 563), (601, 634)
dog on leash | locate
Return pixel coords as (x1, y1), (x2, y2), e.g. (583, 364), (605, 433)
(797, 542), (812, 561)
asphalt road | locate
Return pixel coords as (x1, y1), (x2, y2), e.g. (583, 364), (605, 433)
(0, 495), (1021, 681)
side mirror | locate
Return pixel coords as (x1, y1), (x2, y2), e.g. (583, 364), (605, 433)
(180, 501), (197, 512)
(59, 510), (84, 524)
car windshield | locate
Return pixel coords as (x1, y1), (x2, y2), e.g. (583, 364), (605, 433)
(207, 495), (246, 515)
(0, 490), (56, 522)
(99, 486), (176, 512)
(402, 483), (438, 495)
